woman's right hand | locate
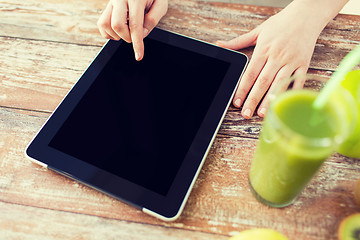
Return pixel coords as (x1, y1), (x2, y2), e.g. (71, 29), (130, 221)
(97, 0), (168, 61)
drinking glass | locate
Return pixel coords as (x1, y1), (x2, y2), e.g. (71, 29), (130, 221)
(249, 74), (357, 207)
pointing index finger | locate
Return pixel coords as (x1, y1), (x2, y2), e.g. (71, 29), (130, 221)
(128, 0), (146, 60)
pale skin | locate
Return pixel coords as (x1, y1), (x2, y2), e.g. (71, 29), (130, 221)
(97, 0), (168, 61)
(97, 0), (349, 119)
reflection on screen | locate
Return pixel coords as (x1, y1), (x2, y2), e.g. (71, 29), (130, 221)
(49, 38), (230, 196)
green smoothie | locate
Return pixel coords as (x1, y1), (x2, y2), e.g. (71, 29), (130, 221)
(336, 70), (360, 158)
(249, 90), (347, 207)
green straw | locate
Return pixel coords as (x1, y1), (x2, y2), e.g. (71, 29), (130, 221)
(313, 43), (360, 109)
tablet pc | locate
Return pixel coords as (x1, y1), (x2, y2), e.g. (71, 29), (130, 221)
(26, 27), (248, 221)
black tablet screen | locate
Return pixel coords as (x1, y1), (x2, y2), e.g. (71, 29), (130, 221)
(49, 38), (230, 196)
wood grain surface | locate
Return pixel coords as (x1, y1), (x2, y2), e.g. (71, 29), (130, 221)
(1, 0), (360, 239)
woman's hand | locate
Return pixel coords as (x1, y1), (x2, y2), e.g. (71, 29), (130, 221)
(217, 1), (329, 119)
(97, 0), (168, 61)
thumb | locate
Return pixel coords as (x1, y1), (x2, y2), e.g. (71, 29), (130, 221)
(217, 30), (258, 50)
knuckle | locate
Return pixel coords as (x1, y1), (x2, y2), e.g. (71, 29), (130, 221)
(237, 87), (249, 99)
(128, 19), (141, 30)
(245, 96), (259, 109)
(244, 70), (258, 82)
(97, 19), (109, 30)
(111, 22), (123, 33)
(145, 15), (157, 28)
(258, 44), (270, 55)
(258, 76), (270, 87)
(247, 96), (257, 106)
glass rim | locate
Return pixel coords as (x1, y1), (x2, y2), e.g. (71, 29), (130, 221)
(267, 75), (350, 148)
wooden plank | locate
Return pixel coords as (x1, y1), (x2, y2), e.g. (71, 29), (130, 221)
(1, 0), (360, 239)
(0, 201), (229, 240)
(0, 37), (100, 112)
(0, 0), (359, 76)
(0, 35), (262, 138)
(0, 35), (358, 113)
(2, 0), (359, 45)
(0, 0), (358, 113)
(0, 0), (107, 46)
(1, 107), (359, 239)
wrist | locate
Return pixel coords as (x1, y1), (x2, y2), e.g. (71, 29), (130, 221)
(287, 0), (349, 32)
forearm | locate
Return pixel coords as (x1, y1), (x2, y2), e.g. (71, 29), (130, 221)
(284, 0), (349, 34)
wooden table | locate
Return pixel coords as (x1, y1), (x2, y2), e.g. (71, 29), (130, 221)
(1, 0), (360, 239)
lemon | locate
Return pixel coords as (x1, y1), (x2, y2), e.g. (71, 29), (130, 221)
(230, 228), (289, 240)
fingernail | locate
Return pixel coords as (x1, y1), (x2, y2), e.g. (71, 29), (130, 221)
(143, 28), (149, 38)
(135, 51), (141, 61)
(243, 108), (251, 118)
(234, 98), (241, 107)
(216, 40), (224, 46)
(259, 108), (266, 116)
